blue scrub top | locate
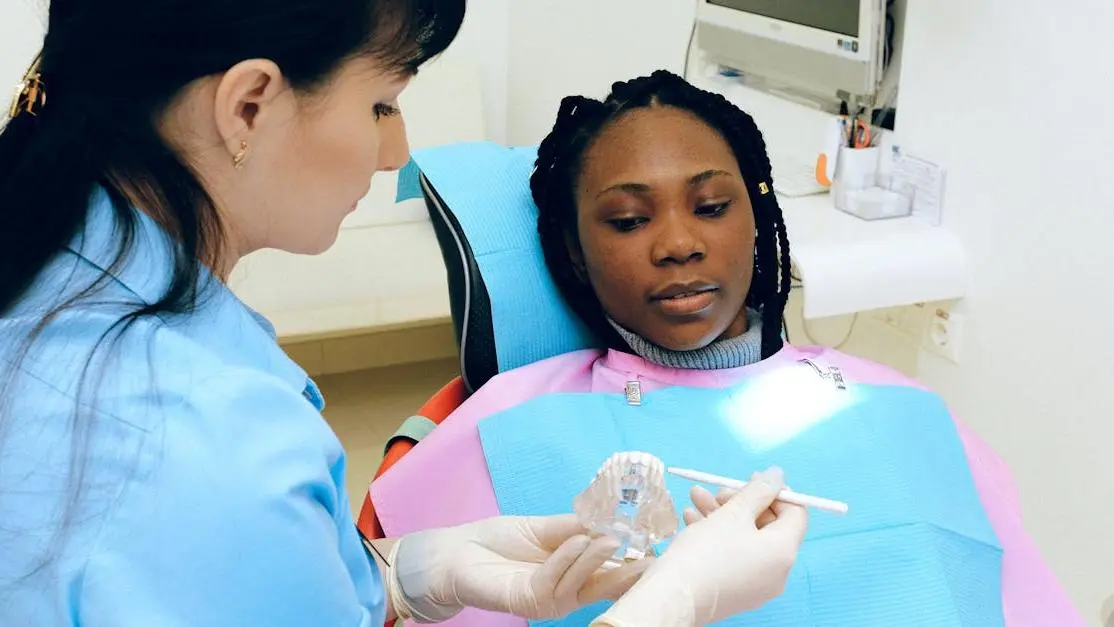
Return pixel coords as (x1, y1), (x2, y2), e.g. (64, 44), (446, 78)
(0, 190), (387, 625)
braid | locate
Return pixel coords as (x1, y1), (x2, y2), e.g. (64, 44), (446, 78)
(767, 214), (793, 355)
(531, 70), (792, 358)
(532, 96), (628, 348)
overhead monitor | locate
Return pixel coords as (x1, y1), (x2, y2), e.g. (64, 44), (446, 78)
(695, 0), (888, 111)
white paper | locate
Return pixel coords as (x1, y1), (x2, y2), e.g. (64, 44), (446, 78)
(890, 150), (947, 226)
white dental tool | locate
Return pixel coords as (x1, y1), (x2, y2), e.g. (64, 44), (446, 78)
(667, 467), (849, 515)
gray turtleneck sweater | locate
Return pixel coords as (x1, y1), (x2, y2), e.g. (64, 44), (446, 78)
(607, 308), (765, 370)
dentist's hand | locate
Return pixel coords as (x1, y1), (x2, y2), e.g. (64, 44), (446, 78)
(387, 514), (651, 623)
(591, 468), (809, 627)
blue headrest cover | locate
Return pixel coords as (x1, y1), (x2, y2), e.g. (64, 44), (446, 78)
(412, 142), (596, 389)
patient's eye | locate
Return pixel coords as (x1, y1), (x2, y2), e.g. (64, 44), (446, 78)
(608, 217), (647, 233)
(373, 102), (401, 121)
(695, 201), (732, 218)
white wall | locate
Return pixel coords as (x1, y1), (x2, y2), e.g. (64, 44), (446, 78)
(898, 0), (1114, 621)
(441, 0), (509, 143)
(0, 1), (45, 94)
(505, 0), (697, 145)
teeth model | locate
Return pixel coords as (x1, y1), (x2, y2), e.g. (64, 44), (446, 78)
(572, 451), (679, 562)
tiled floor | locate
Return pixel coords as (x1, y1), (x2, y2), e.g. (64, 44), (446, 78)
(315, 358), (460, 516)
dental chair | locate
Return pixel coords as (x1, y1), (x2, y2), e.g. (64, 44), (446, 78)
(356, 142), (595, 543)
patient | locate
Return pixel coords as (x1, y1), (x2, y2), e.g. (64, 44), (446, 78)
(532, 71), (788, 367)
(371, 70), (1082, 626)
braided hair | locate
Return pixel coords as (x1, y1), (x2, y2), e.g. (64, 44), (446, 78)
(530, 69), (791, 359)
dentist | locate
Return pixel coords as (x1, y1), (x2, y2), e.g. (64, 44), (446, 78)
(0, 0), (806, 625)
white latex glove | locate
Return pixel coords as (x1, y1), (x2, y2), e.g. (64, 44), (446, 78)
(387, 514), (652, 622)
(591, 467), (809, 627)
(684, 484), (776, 529)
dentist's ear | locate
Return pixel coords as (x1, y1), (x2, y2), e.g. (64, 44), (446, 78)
(211, 59), (288, 158)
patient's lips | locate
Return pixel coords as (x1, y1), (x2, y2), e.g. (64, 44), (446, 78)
(650, 280), (718, 317)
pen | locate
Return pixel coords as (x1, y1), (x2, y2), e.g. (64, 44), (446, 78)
(667, 467), (849, 515)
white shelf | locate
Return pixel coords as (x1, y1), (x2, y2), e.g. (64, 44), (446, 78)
(780, 192), (966, 319)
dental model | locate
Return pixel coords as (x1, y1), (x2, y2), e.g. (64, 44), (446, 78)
(573, 451), (679, 562)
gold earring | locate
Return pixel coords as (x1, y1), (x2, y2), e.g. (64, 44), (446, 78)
(9, 52), (46, 119)
(232, 141), (249, 170)
(758, 181), (770, 195)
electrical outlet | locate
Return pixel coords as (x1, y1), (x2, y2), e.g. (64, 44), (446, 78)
(922, 308), (963, 363)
